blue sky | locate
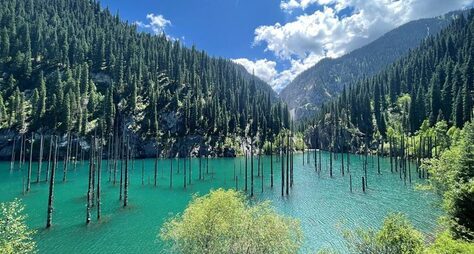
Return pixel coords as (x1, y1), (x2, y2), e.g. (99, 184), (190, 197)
(99, 0), (473, 92)
(100, 0), (284, 61)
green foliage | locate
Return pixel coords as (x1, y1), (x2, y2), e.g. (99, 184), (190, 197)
(343, 213), (425, 254)
(426, 231), (474, 253)
(425, 122), (474, 240)
(160, 189), (303, 254)
(0, 199), (36, 254)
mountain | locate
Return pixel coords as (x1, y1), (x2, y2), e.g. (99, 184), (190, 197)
(0, 0), (290, 156)
(310, 9), (474, 149)
(280, 11), (463, 120)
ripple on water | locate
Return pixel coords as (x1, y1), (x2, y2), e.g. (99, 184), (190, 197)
(0, 153), (441, 253)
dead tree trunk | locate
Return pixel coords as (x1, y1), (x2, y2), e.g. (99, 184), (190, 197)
(46, 135), (53, 182)
(10, 137), (16, 171)
(270, 141), (273, 188)
(63, 133), (71, 182)
(37, 133), (44, 183)
(124, 136), (129, 207)
(281, 139), (285, 196)
(86, 136), (94, 224)
(154, 145), (158, 187)
(46, 136), (58, 228)
(377, 139), (381, 175)
(27, 133), (34, 193)
(19, 134), (24, 168)
(97, 141), (103, 219)
(250, 142), (254, 197)
(245, 152), (248, 192)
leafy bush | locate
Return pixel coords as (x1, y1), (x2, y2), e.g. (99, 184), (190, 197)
(0, 199), (36, 254)
(343, 213), (424, 254)
(160, 189), (302, 254)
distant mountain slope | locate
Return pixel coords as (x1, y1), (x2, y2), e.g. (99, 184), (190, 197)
(280, 11), (463, 120)
(311, 8), (474, 147)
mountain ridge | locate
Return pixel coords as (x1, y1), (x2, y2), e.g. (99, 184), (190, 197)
(280, 10), (465, 120)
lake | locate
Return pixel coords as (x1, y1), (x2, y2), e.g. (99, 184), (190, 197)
(0, 151), (442, 253)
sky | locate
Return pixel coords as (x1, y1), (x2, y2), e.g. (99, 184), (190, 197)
(100, 0), (474, 93)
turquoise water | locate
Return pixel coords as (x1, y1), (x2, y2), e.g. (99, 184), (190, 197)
(0, 151), (441, 253)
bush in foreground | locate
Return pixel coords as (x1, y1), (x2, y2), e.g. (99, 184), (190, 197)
(0, 199), (36, 254)
(160, 189), (302, 254)
(343, 213), (425, 254)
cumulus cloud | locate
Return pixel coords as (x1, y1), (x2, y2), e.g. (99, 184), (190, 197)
(232, 55), (322, 92)
(254, 0), (474, 91)
(232, 58), (279, 87)
(135, 13), (171, 34)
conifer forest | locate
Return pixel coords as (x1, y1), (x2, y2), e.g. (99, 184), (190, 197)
(0, 0), (473, 253)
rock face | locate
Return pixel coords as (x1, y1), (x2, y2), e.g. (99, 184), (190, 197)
(280, 11), (461, 120)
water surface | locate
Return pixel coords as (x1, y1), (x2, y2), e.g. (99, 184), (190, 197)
(0, 151), (442, 253)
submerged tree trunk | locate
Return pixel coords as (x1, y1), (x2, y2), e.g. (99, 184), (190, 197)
(349, 174), (353, 193)
(188, 155), (192, 185)
(124, 136), (129, 207)
(97, 142), (103, 220)
(281, 140), (285, 196)
(46, 136), (58, 228)
(250, 142), (254, 197)
(389, 137), (393, 173)
(10, 137), (16, 171)
(63, 133), (71, 182)
(37, 134), (44, 183)
(86, 136), (95, 224)
(199, 155), (202, 180)
(341, 142), (345, 177)
(329, 151), (333, 178)
(19, 134), (24, 168)
(46, 135), (53, 182)
(183, 156), (187, 189)
(270, 141), (273, 188)
(377, 139), (381, 175)
(170, 157), (174, 189)
(141, 160), (145, 186)
(245, 152), (248, 192)
(119, 136), (124, 200)
(27, 133), (34, 193)
(154, 145), (158, 187)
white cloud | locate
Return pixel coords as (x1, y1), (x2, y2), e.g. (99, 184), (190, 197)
(232, 58), (278, 86)
(254, 0), (474, 91)
(135, 13), (171, 34)
(232, 55), (322, 92)
(272, 53), (323, 91)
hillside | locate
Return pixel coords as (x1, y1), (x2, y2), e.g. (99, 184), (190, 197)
(310, 9), (474, 149)
(280, 11), (462, 120)
(0, 0), (289, 156)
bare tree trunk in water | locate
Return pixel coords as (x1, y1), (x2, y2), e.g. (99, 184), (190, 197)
(27, 133), (34, 192)
(46, 136), (58, 228)
(37, 133), (44, 183)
